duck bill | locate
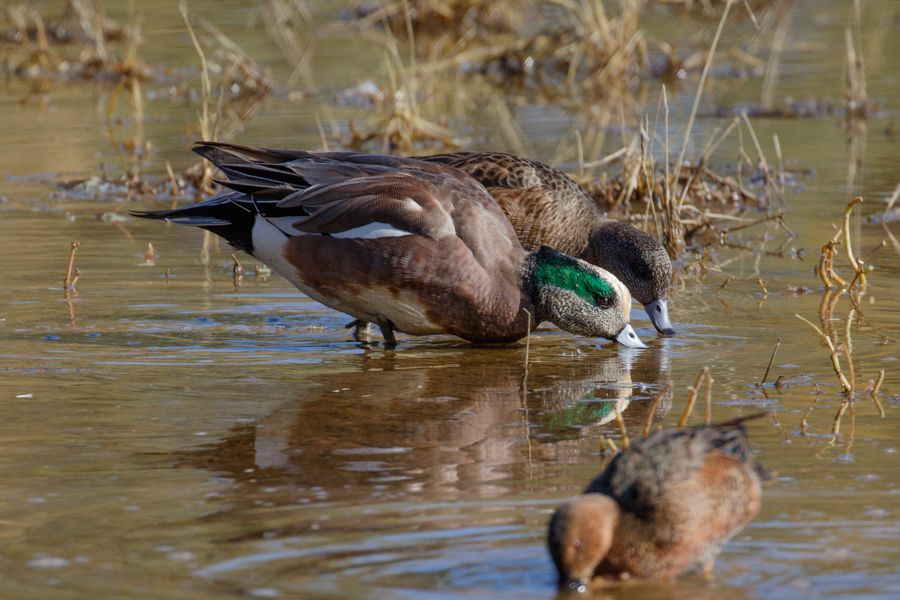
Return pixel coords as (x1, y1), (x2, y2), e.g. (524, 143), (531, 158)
(645, 298), (675, 335)
(560, 576), (590, 593)
(615, 324), (647, 348)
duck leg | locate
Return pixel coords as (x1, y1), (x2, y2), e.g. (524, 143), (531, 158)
(346, 319), (375, 343)
(378, 319), (397, 346)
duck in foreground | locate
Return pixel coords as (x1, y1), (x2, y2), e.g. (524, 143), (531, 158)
(132, 142), (647, 347)
(548, 414), (774, 591)
(419, 152), (676, 335)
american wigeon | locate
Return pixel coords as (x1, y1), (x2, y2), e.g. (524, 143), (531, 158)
(132, 142), (647, 347)
(548, 415), (773, 590)
(421, 152), (675, 335)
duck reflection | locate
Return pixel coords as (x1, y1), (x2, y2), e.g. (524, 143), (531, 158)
(182, 344), (671, 501)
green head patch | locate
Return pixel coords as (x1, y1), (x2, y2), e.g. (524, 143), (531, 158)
(535, 254), (616, 305)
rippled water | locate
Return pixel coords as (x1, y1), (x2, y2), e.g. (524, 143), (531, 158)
(3, 1), (900, 599)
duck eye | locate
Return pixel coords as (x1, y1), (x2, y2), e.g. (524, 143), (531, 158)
(596, 296), (612, 308)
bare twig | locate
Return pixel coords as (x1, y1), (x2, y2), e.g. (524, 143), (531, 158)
(678, 367), (710, 429)
(795, 314), (852, 392)
(760, 337), (782, 386)
(642, 382), (673, 438)
(64, 241), (81, 289)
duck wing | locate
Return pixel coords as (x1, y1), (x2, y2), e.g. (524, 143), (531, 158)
(584, 421), (766, 519)
(420, 151), (602, 256)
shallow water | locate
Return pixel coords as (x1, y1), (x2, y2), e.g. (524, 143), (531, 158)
(2, 1), (900, 599)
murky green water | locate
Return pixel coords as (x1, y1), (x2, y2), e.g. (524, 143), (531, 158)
(2, 1), (900, 598)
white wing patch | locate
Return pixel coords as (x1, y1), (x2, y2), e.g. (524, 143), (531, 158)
(258, 217), (411, 239)
(331, 222), (412, 239)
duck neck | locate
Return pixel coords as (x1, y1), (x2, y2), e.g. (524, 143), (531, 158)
(520, 253), (546, 327)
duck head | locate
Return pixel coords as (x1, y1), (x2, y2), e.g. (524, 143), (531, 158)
(527, 247), (647, 348)
(548, 494), (621, 592)
(586, 222), (675, 336)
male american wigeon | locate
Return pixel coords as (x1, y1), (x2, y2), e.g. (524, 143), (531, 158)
(133, 142), (647, 347)
(421, 152), (676, 335)
(548, 415), (773, 591)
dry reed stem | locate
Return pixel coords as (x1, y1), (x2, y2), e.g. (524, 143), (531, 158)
(842, 342), (855, 390)
(674, 0), (734, 208)
(64, 241), (81, 289)
(677, 367), (710, 429)
(881, 182), (900, 258)
(165, 160), (179, 208)
(642, 381), (673, 438)
(704, 370), (713, 425)
(260, 0), (316, 88)
(844, 0), (868, 119)
(700, 166), (759, 204)
(615, 404), (629, 449)
(521, 308), (532, 397)
(605, 437), (619, 454)
(873, 368), (885, 395)
(869, 368), (886, 417)
(523, 308), (532, 369)
(773, 134), (785, 198)
(715, 276), (734, 298)
(795, 314), (852, 392)
(760, 2), (788, 109)
(760, 337), (781, 386)
(231, 253), (244, 276)
(832, 398), (850, 434)
(800, 389), (820, 435)
(739, 112), (774, 204)
(842, 198), (863, 276)
(180, 2), (214, 190)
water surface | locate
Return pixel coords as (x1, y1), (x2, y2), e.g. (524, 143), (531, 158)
(2, 1), (900, 599)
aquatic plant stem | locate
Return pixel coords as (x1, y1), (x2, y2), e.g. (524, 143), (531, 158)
(642, 382), (672, 438)
(64, 241), (80, 289)
(795, 314), (852, 393)
(615, 404), (628, 449)
(674, 0), (734, 210)
(678, 367), (709, 429)
(760, 338), (782, 386)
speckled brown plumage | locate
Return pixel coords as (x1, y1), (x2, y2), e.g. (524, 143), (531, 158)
(547, 415), (774, 589)
(421, 152), (675, 335)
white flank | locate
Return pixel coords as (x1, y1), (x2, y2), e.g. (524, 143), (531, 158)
(251, 216), (302, 284)
(249, 215), (443, 335)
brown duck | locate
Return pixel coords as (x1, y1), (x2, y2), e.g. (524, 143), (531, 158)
(548, 415), (774, 591)
(132, 142), (647, 347)
(420, 152), (675, 335)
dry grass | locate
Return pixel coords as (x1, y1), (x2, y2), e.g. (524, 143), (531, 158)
(571, 108), (792, 260)
(347, 0), (529, 62)
(813, 198), (884, 292)
(548, 0), (648, 102)
(260, 0), (316, 88)
(339, 12), (463, 154)
(844, 0), (872, 119)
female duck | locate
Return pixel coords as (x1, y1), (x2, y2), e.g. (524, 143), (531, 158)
(133, 142), (646, 347)
(420, 152), (675, 335)
(548, 415), (773, 590)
